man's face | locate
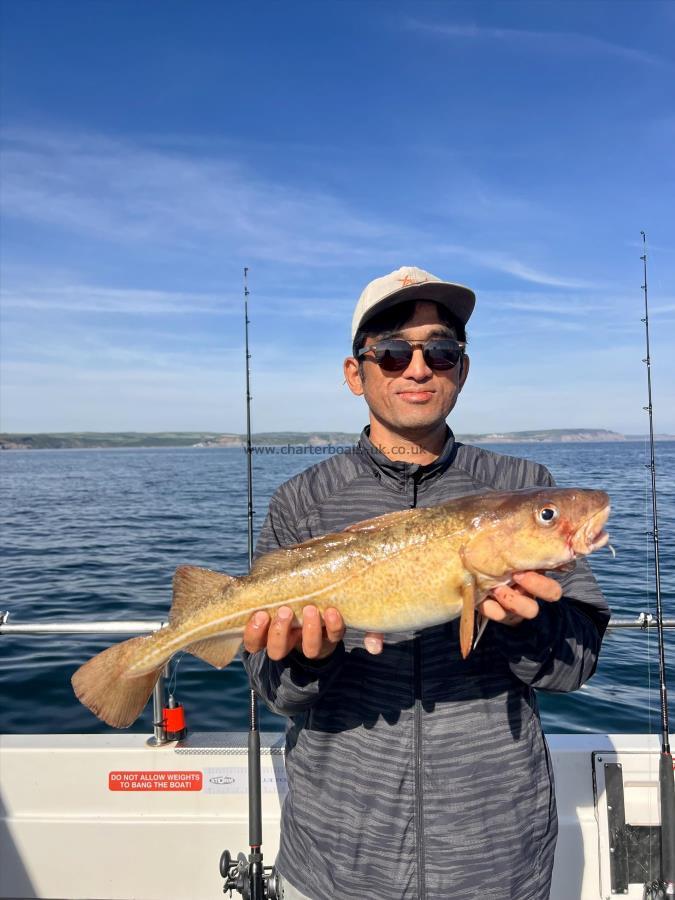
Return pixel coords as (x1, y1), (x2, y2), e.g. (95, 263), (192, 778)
(343, 301), (470, 437)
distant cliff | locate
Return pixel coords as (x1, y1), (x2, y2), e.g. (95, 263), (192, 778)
(459, 428), (629, 443)
(0, 432), (238, 450)
(2, 428), (673, 450)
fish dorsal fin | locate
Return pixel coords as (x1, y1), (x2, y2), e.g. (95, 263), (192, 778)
(250, 510), (427, 576)
(186, 633), (243, 669)
(249, 547), (297, 576)
(170, 565), (237, 626)
(249, 532), (359, 576)
(344, 507), (424, 534)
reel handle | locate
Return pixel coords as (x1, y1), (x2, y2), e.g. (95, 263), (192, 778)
(220, 848), (280, 899)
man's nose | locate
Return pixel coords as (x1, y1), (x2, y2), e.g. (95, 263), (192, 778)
(403, 346), (432, 379)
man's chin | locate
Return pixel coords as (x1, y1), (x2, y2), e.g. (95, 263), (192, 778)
(390, 412), (448, 434)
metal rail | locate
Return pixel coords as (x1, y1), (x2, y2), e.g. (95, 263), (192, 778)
(1, 611), (673, 635)
(609, 618), (675, 628)
(0, 616), (166, 634)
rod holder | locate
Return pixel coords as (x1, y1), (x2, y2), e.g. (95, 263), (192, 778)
(147, 664), (170, 746)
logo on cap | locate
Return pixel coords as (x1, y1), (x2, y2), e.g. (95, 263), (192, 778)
(397, 271), (426, 288)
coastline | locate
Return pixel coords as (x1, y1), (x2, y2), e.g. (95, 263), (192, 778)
(2, 430), (674, 451)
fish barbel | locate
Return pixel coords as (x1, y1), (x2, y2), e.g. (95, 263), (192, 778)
(72, 486), (610, 728)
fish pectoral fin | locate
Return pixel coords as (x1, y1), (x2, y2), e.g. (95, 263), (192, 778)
(459, 580), (477, 660)
(170, 566), (237, 625)
(343, 508), (424, 533)
(186, 632), (243, 669)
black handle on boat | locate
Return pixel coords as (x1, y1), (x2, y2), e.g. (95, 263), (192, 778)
(247, 719), (265, 899)
(660, 752), (675, 891)
(248, 691), (263, 850)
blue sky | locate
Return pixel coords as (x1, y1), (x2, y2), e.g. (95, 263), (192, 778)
(1, 0), (673, 435)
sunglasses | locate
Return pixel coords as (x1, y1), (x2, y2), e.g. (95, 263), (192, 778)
(356, 337), (466, 372)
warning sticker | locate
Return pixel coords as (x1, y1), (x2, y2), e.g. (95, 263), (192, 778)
(109, 771), (202, 792)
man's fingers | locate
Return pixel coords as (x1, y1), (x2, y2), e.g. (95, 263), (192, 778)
(490, 585), (539, 620)
(479, 570), (563, 631)
(478, 597), (523, 626)
(301, 605), (324, 658)
(267, 606), (300, 660)
(323, 607), (346, 645)
(512, 571), (563, 602)
(364, 632), (384, 655)
(245, 606), (347, 661)
(243, 610), (271, 653)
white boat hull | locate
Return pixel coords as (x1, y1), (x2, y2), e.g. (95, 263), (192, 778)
(0, 732), (665, 899)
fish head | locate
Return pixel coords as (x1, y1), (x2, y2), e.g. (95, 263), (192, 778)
(460, 487), (611, 584)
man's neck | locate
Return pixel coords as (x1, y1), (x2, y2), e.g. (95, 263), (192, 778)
(368, 420), (448, 466)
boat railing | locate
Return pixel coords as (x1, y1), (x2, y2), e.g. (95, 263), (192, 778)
(0, 611), (672, 637)
(1, 610), (671, 746)
(0, 616), (167, 634)
(0, 613), (170, 745)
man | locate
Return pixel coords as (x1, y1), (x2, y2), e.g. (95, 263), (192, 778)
(242, 266), (609, 900)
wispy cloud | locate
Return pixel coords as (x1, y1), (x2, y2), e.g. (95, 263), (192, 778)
(499, 301), (597, 315)
(406, 19), (671, 68)
(2, 127), (608, 297)
(0, 284), (235, 315)
(626, 239), (675, 256)
(0, 330), (350, 432)
(652, 302), (675, 314)
(1, 127), (406, 267)
(437, 244), (598, 289)
(0, 269), (356, 326)
(10, 126), (563, 331)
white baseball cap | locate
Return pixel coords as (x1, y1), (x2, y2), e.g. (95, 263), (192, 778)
(351, 266), (476, 340)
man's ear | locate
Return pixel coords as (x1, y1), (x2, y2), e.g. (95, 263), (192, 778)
(459, 354), (470, 389)
(343, 356), (364, 396)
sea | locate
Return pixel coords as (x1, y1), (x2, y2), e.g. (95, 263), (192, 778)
(1, 441), (673, 736)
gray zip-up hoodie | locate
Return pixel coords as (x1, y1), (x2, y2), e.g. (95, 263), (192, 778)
(243, 429), (609, 900)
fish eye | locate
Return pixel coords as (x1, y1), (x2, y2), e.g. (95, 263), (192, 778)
(537, 505), (559, 525)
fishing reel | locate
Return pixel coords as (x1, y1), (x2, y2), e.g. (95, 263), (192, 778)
(220, 849), (281, 900)
(643, 881), (672, 899)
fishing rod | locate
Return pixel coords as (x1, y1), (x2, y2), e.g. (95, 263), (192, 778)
(245, 267), (255, 566)
(640, 232), (675, 900)
(220, 268), (280, 900)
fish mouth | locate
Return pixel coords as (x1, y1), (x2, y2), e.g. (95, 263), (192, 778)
(571, 505), (611, 555)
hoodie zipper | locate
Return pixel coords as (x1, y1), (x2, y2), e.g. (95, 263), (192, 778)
(409, 470), (425, 899)
(413, 635), (425, 900)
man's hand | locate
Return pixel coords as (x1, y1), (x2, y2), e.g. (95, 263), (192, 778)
(243, 605), (385, 660)
(477, 571), (563, 627)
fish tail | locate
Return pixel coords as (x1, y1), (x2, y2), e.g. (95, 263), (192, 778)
(73, 565), (249, 728)
(72, 633), (168, 728)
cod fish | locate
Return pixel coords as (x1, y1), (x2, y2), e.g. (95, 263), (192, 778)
(72, 487), (610, 728)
